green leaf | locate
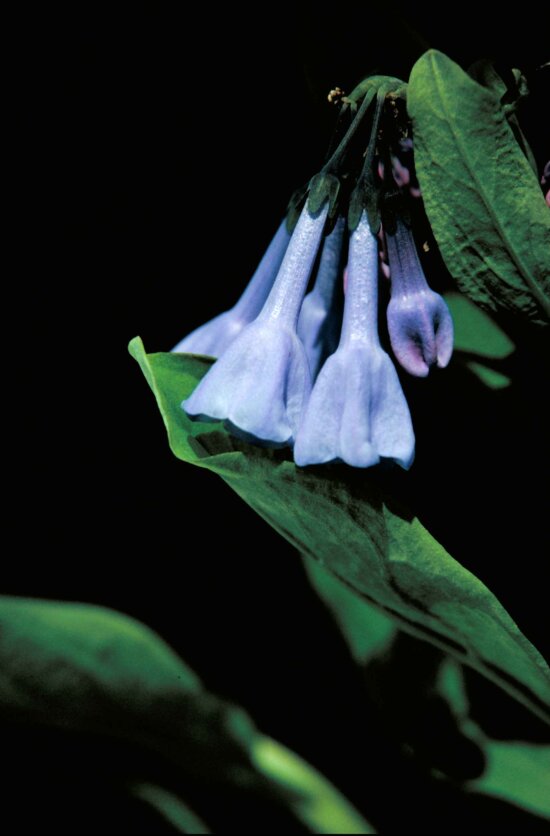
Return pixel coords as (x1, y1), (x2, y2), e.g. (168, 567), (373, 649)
(445, 292), (514, 359)
(408, 50), (550, 325)
(303, 555), (396, 665)
(463, 362), (512, 390)
(129, 339), (550, 726)
(0, 594), (372, 834)
(0, 595), (202, 703)
(445, 291), (514, 388)
(302, 567), (550, 820)
(470, 742), (550, 820)
(253, 737), (374, 834)
(305, 561), (550, 819)
(0, 595), (253, 785)
(130, 784), (211, 834)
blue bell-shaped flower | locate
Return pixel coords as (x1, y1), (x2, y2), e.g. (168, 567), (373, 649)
(183, 203), (329, 446)
(294, 211), (415, 469)
(172, 220), (290, 356)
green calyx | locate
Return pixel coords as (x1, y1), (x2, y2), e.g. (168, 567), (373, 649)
(348, 83), (392, 233)
(344, 74), (407, 108)
(307, 171), (341, 216)
(286, 75), (408, 234)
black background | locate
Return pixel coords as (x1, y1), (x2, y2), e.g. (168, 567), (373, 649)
(9, 3), (550, 834)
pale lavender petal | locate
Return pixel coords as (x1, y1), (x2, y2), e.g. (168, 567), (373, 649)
(184, 320), (310, 444)
(294, 344), (414, 468)
(339, 211), (379, 346)
(293, 348), (379, 468)
(294, 211), (415, 469)
(261, 204), (329, 325)
(172, 220), (290, 355)
(297, 216), (345, 378)
(171, 309), (244, 357)
(182, 202), (327, 446)
(369, 353), (415, 468)
(233, 220), (292, 320)
(433, 295), (454, 368)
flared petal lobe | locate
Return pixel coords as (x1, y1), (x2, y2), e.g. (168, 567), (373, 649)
(171, 308), (243, 358)
(182, 322), (310, 445)
(293, 347), (414, 468)
(183, 203), (329, 445)
(294, 211), (415, 469)
(172, 220), (290, 356)
(385, 219), (453, 377)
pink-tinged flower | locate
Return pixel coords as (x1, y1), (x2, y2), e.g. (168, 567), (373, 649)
(183, 203), (328, 446)
(385, 218), (453, 378)
(297, 216), (345, 379)
(172, 220), (290, 356)
(294, 211), (415, 469)
(377, 138), (421, 198)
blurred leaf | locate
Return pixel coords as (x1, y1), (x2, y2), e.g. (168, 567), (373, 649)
(303, 555), (396, 665)
(131, 784), (210, 834)
(0, 596), (252, 785)
(253, 737), (373, 834)
(0, 595), (372, 834)
(408, 50), (550, 325)
(445, 292), (514, 388)
(437, 657), (470, 719)
(464, 362), (511, 390)
(130, 339), (550, 726)
(304, 562), (487, 783)
(306, 560), (550, 821)
(445, 292), (514, 358)
(470, 742), (550, 820)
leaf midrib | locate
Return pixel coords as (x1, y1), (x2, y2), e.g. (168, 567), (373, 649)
(428, 55), (550, 319)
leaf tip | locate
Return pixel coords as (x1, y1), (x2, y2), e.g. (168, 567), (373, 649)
(128, 335), (145, 361)
(410, 49), (464, 95)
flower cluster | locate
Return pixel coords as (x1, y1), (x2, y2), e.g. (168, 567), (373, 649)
(176, 78), (454, 469)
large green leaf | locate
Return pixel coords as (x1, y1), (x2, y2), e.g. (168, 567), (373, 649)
(129, 338), (550, 726)
(302, 561), (550, 818)
(408, 50), (550, 325)
(0, 595), (249, 784)
(0, 595), (372, 834)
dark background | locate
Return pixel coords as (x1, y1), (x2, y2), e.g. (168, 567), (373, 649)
(9, 3), (550, 834)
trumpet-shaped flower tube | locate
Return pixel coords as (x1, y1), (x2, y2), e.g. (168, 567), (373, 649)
(297, 216), (345, 379)
(294, 211), (415, 469)
(385, 218), (453, 377)
(172, 220), (290, 356)
(183, 203), (329, 445)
